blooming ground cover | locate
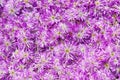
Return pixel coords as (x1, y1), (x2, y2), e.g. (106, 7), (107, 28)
(0, 0), (120, 80)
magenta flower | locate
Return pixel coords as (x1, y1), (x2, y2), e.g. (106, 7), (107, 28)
(0, 0), (120, 80)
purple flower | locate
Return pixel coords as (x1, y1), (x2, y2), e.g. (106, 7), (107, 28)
(0, 0), (120, 79)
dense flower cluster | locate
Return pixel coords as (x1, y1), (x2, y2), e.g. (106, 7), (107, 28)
(0, 0), (120, 80)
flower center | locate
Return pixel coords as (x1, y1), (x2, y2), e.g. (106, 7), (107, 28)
(65, 48), (70, 54)
(104, 63), (109, 69)
(95, 1), (100, 6)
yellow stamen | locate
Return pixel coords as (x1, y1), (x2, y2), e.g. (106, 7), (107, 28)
(10, 70), (15, 76)
(65, 48), (70, 54)
(95, 1), (100, 5)
(19, 65), (24, 69)
(14, 50), (19, 55)
(5, 41), (10, 47)
(110, 52), (114, 57)
(23, 53), (28, 58)
(57, 31), (61, 35)
(23, 38), (27, 43)
(24, 0), (28, 3)
(104, 63), (109, 68)
(51, 15), (55, 20)
(77, 33), (81, 38)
